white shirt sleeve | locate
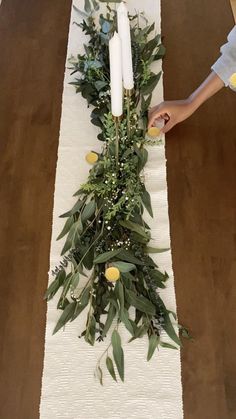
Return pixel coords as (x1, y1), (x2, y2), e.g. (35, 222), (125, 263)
(211, 25), (236, 86)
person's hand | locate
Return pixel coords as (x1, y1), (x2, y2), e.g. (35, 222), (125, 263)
(148, 98), (196, 133)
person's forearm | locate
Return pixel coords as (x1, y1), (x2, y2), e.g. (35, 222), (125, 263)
(188, 70), (225, 111)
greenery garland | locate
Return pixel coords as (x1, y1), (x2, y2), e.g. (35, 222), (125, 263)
(44, 0), (190, 384)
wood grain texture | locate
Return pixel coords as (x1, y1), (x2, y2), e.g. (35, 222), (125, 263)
(0, 1), (72, 418)
(162, 0), (236, 418)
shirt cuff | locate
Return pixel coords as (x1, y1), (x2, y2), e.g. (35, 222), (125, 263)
(211, 31), (236, 87)
(211, 59), (230, 86)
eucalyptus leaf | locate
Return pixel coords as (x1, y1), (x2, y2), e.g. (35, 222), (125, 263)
(94, 80), (107, 91)
(97, 366), (103, 386)
(142, 34), (161, 61)
(118, 250), (144, 265)
(44, 269), (66, 301)
(60, 222), (78, 255)
(71, 287), (90, 321)
(147, 334), (159, 361)
(141, 94), (152, 114)
(106, 356), (117, 382)
(119, 220), (148, 238)
(141, 71), (162, 95)
(155, 44), (166, 60)
(94, 249), (122, 264)
(85, 314), (96, 346)
(81, 200), (96, 223)
(108, 297), (119, 312)
(141, 189), (153, 218)
(145, 247), (170, 253)
(70, 272), (80, 291)
(168, 310), (177, 320)
(136, 147), (148, 172)
(57, 216), (74, 241)
(84, 0), (92, 14)
(91, 0), (99, 11)
(82, 245), (94, 270)
(160, 341), (178, 350)
(158, 297), (182, 347)
(111, 330), (124, 382)
(73, 5), (89, 19)
(120, 308), (134, 336)
(130, 232), (149, 244)
(178, 326), (193, 340)
(102, 303), (116, 337)
(129, 323), (149, 342)
(112, 261), (136, 273)
(57, 296), (70, 311)
(125, 289), (155, 316)
(53, 302), (77, 335)
(115, 281), (124, 312)
(59, 199), (84, 218)
(61, 273), (73, 299)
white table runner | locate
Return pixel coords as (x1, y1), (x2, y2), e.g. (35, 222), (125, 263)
(40, 1), (183, 418)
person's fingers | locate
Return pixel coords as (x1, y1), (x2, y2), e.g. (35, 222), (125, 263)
(148, 106), (159, 123)
(161, 118), (175, 134)
(148, 108), (167, 129)
(149, 104), (161, 115)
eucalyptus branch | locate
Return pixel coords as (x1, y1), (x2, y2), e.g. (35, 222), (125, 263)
(46, 4), (187, 385)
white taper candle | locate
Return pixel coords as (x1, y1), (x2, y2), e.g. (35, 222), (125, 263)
(109, 32), (123, 116)
(117, 2), (134, 90)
